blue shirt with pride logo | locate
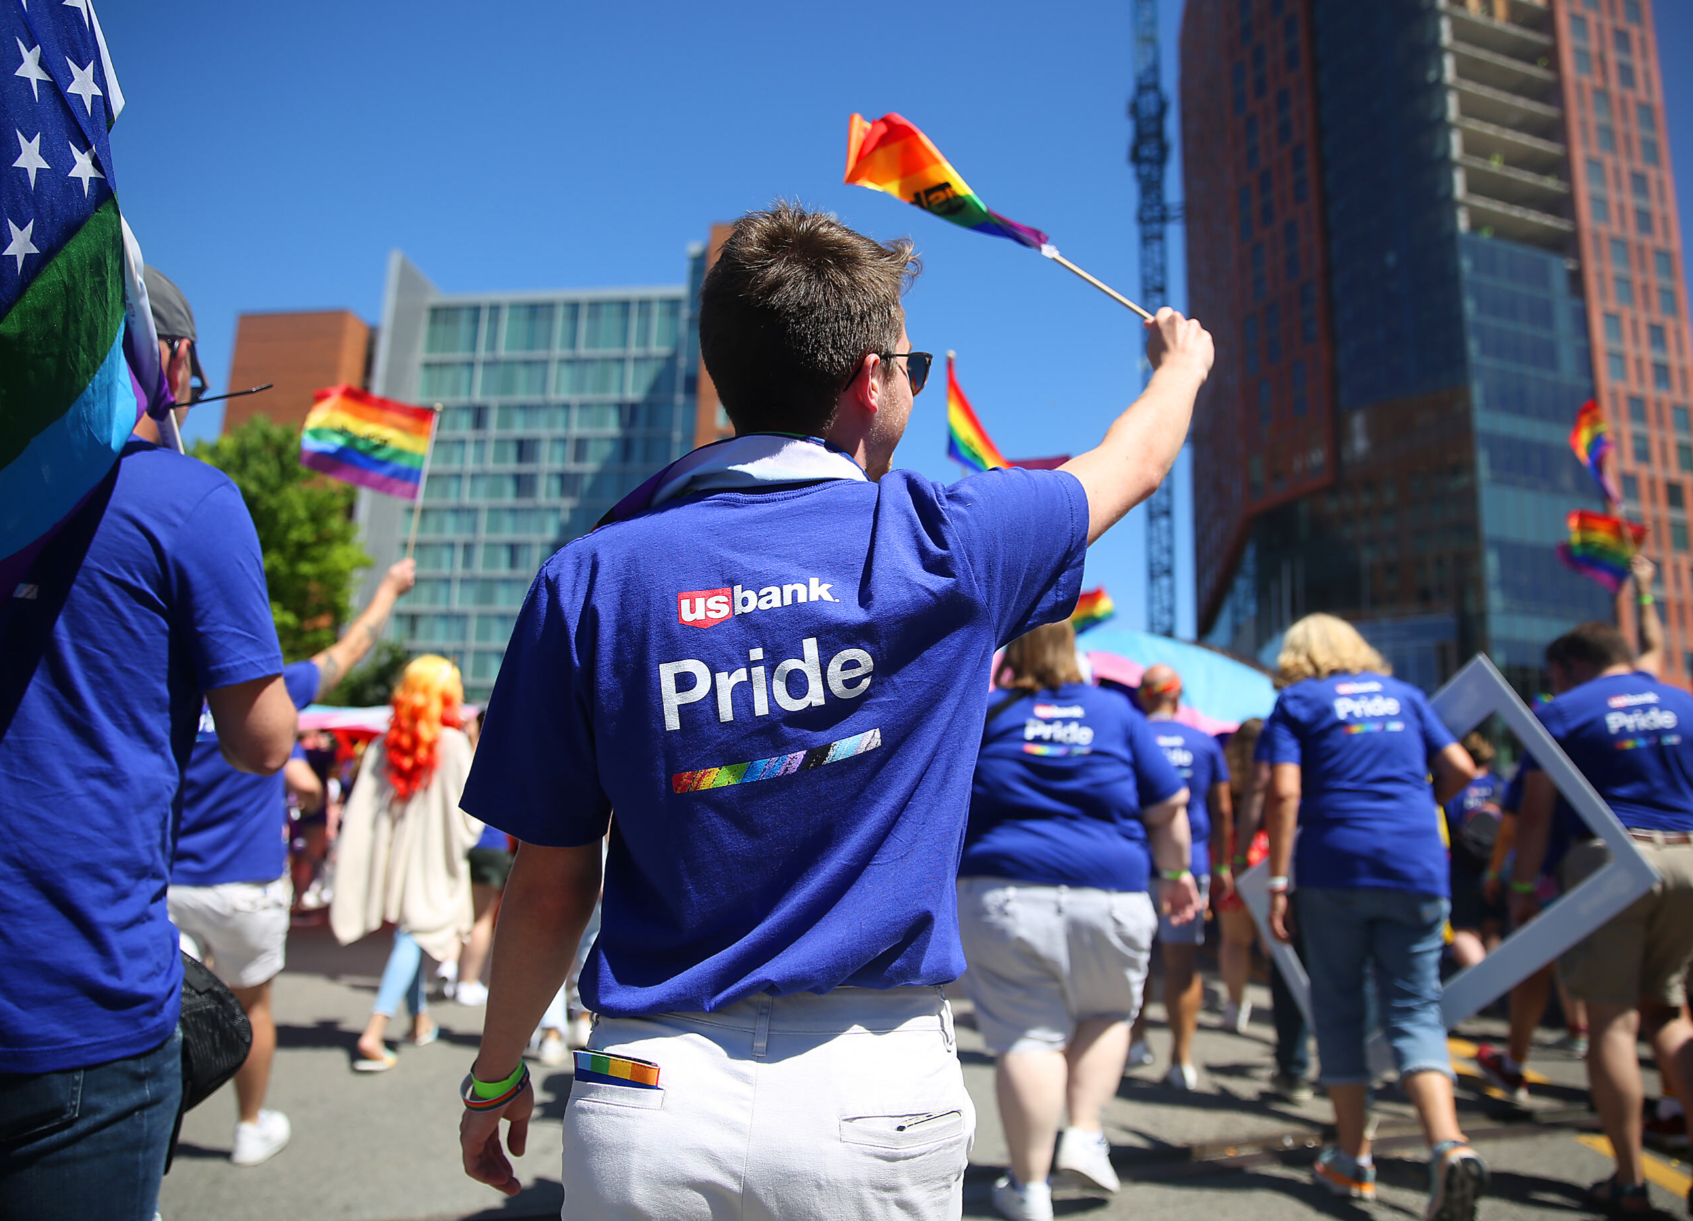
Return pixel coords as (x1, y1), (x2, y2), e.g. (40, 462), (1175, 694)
(1523, 671), (1693, 833)
(173, 660), (320, 887)
(462, 466), (1088, 1017)
(1147, 719), (1228, 876)
(961, 683), (1186, 892)
(0, 440), (281, 1073)
(1261, 671), (1456, 895)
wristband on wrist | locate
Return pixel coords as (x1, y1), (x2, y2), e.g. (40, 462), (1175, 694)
(1509, 879), (1537, 895)
(1159, 868), (1192, 881)
(461, 1062), (530, 1111)
(1266, 876), (1289, 893)
(1232, 854), (1250, 866)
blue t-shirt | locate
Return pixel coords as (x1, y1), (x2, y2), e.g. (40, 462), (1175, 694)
(0, 441), (281, 1073)
(173, 660), (320, 887)
(1524, 671), (1693, 834)
(461, 466), (1088, 1017)
(1148, 719), (1229, 876)
(1444, 770), (1504, 869)
(961, 684), (1186, 891)
(1261, 671), (1456, 896)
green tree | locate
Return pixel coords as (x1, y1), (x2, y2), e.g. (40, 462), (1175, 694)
(194, 417), (372, 660)
(334, 639), (412, 708)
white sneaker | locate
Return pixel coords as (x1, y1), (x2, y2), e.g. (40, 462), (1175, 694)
(1126, 1039), (1155, 1068)
(454, 979), (489, 1007)
(1055, 1127), (1120, 1193)
(567, 1014), (594, 1049)
(991, 1175), (1053, 1221)
(1165, 1062), (1198, 1090)
(1222, 999), (1252, 1033)
(230, 1109), (290, 1166)
(538, 1033), (570, 1067)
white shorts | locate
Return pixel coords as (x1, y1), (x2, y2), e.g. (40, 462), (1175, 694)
(562, 987), (973, 1221)
(1157, 874), (1211, 945)
(168, 875), (292, 989)
(956, 877), (1157, 1054)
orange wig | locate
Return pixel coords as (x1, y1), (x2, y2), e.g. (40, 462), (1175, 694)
(384, 655), (463, 801)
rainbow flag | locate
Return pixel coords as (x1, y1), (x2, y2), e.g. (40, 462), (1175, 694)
(1557, 510), (1646, 592)
(1071, 588), (1116, 632)
(946, 354), (1010, 472)
(300, 386), (436, 499)
(845, 113), (1049, 249)
(1568, 399), (1620, 504)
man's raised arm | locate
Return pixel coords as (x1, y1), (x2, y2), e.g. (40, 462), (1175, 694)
(311, 558), (417, 697)
(1060, 308), (1214, 545)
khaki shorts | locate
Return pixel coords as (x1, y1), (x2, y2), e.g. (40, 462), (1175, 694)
(956, 877), (1156, 1055)
(1559, 837), (1693, 1008)
(168, 875), (292, 989)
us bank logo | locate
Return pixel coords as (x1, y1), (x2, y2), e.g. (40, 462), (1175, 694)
(676, 578), (839, 629)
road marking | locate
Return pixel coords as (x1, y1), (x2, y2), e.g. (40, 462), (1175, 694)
(1576, 1133), (1692, 1197)
(1447, 1037), (1553, 1097)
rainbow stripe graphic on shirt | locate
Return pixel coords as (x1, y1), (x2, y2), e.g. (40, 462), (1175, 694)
(572, 1051), (661, 1088)
(1023, 743), (1092, 757)
(672, 728), (882, 793)
(1342, 721), (1406, 734)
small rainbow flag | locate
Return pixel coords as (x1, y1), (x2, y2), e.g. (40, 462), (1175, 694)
(946, 354), (1010, 473)
(845, 113), (1049, 249)
(1568, 399), (1620, 504)
(1557, 509), (1646, 592)
(300, 386), (436, 499)
(1071, 588), (1116, 632)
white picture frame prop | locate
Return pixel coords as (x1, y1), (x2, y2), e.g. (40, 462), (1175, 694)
(1239, 653), (1661, 1043)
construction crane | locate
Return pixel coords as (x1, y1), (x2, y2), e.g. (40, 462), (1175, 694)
(1131, 0), (1181, 636)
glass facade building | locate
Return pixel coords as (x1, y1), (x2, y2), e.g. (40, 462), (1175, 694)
(1184, 0), (1690, 694)
(358, 248), (706, 700)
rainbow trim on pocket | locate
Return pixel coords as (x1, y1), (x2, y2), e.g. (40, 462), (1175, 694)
(573, 1051), (661, 1088)
(672, 728), (882, 793)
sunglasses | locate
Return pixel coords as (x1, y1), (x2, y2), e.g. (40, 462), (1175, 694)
(844, 350), (933, 396)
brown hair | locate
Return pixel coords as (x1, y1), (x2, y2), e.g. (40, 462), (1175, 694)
(1460, 731), (1495, 768)
(1545, 621), (1632, 671)
(1225, 717), (1263, 801)
(699, 202), (919, 437)
(1002, 622), (1083, 693)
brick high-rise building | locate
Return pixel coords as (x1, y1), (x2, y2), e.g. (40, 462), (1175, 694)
(1183, 0), (1691, 693)
(223, 310), (372, 434)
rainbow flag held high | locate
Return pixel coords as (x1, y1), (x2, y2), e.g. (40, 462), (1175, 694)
(946, 354), (1010, 473)
(845, 113), (1050, 250)
(1557, 509), (1646, 592)
(300, 386), (436, 499)
(1071, 588), (1116, 632)
(1568, 399), (1620, 505)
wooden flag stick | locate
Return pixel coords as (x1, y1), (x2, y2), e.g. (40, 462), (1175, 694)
(404, 403), (444, 560)
(1040, 246), (1155, 321)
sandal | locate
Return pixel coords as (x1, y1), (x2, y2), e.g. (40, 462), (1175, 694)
(412, 1019), (439, 1048)
(1585, 1175), (1651, 1216)
(351, 1048), (398, 1073)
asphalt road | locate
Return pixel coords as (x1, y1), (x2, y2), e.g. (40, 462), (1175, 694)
(156, 923), (1691, 1221)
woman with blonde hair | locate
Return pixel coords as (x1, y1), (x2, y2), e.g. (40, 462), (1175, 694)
(1260, 614), (1486, 1220)
(958, 621), (1199, 1221)
(332, 655), (482, 1071)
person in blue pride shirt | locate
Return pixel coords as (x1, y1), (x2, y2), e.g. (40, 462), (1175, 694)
(958, 624), (1197, 1219)
(1444, 732), (1505, 972)
(1128, 664), (1230, 1093)
(1511, 614), (1693, 1215)
(1261, 614), (1485, 1221)
(167, 557), (416, 1168)
(454, 203), (1213, 1221)
(0, 268), (298, 1221)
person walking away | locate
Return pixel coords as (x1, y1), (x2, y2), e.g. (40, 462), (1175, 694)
(167, 559), (416, 1163)
(451, 825), (512, 1010)
(1263, 613), (1486, 1221)
(455, 203), (1213, 1220)
(0, 268), (296, 1220)
(1214, 719), (1264, 1032)
(332, 655), (481, 1071)
(1510, 617), (1693, 1215)
(1129, 664), (1227, 1090)
(1445, 733), (1505, 972)
(959, 623), (1197, 1220)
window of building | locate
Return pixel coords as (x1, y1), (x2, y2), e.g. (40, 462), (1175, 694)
(1266, 302), (1282, 366)
(1675, 521), (1690, 553)
(1593, 89), (1612, 121)
(1624, 0), (1641, 22)
(1665, 289), (1681, 316)
(1284, 219), (1300, 279)
(1681, 443), (1693, 473)
(419, 362), (474, 400)
(1657, 364), (1674, 391)
(425, 306), (480, 355)
(1570, 15), (1588, 41)
(1638, 209), (1655, 236)
(1291, 144), (1309, 202)
(1590, 194), (1610, 225)
(1245, 116), (1260, 170)
(1652, 325), (1669, 356)
(1252, 243), (1266, 300)
(1612, 237), (1631, 267)
(1300, 280), (1317, 343)
(1259, 169), (1274, 226)
(1643, 138), (1660, 166)
(1639, 105), (1657, 135)
(1276, 88), (1291, 145)
(1613, 352), (1630, 380)
(583, 301), (630, 350)
(1607, 314), (1625, 344)
(1618, 61), (1636, 90)
(1676, 405), (1691, 435)
(1284, 14), (1300, 69)
(1292, 359), (1308, 415)
(1231, 61), (1246, 115)
(1244, 315), (1260, 374)
(1658, 251), (1677, 281)
(1258, 378), (1272, 425)
(1252, 40), (1266, 97)
(1624, 473), (1641, 502)
(1238, 186), (1252, 242)
(1669, 483), (1686, 511)
(1613, 28), (1632, 56)
(1630, 395), (1648, 424)
(503, 303), (555, 353)
(1634, 431), (1651, 463)
(1575, 48), (1593, 76)
(1599, 125), (1617, 153)
(1632, 172), (1650, 201)
(1616, 276), (1635, 306)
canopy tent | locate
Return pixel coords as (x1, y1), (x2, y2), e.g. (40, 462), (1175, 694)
(1077, 626), (1277, 735)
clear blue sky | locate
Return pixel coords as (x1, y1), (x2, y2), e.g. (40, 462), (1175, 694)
(99, 0), (1693, 640)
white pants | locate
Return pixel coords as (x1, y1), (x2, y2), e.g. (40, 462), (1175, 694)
(562, 986), (974, 1220)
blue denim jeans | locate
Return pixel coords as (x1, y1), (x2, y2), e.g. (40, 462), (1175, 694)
(1299, 887), (1453, 1086)
(0, 1026), (182, 1221)
(373, 929), (427, 1019)
(1268, 892), (1312, 1079)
